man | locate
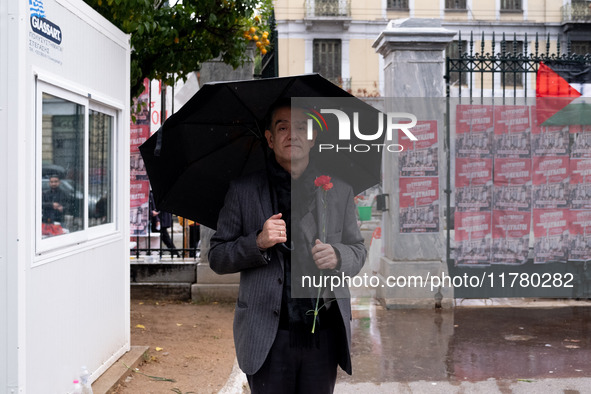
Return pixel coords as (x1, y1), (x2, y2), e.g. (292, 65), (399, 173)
(42, 174), (69, 224)
(209, 99), (366, 393)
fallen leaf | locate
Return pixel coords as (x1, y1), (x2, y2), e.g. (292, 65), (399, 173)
(155, 347), (163, 352)
(138, 302), (144, 305)
(135, 324), (146, 329)
(176, 323), (183, 327)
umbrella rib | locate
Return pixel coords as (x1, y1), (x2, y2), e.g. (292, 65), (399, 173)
(223, 84), (265, 138)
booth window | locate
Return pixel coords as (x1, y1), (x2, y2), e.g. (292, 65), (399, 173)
(38, 83), (116, 247)
(41, 93), (86, 237)
(89, 109), (113, 227)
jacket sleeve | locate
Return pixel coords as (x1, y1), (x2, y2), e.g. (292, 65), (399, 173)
(208, 181), (269, 275)
(330, 185), (367, 278)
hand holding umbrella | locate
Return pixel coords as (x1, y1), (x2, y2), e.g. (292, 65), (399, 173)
(256, 213), (287, 250)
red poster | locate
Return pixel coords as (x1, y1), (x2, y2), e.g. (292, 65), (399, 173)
(533, 209), (569, 263)
(454, 212), (492, 266)
(399, 177), (439, 233)
(455, 105), (494, 158)
(130, 124), (150, 153)
(399, 120), (438, 177)
(493, 159), (532, 212)
(455, 158), (493, 212)
(570, 159), (591, 210)
(532, 157), (569, 209)
(570, 128), (591, 158)
(494, 105), (531, 158)
(130, 180), (150, 236)
(491, 211), (531, 265)
(531, 110), (569, 156)
(569, 210), (591, 261)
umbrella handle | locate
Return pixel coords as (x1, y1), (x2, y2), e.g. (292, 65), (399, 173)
(277, 241), (294, 253)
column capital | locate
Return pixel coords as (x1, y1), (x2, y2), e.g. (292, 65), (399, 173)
(373, 18), (457, 57)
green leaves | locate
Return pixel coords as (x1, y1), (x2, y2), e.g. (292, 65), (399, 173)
(83, 0), (272, 98)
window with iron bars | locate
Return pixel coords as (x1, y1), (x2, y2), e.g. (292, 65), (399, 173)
(500, 41), (524, 87)
(387, 0), (409, 10)
(570, 41), (591, 55)
(313, 39), (342, 84)
(314, 0), (347, 17)
(445, 0), (466, 10)
(501, 0), (522, 11)
(447, 40), (468, 86)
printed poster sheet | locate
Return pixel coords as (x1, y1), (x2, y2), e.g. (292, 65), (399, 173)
(492, 211), (531, 265)
(493, 158), (532, 212)
(455, 158), (492, 212)
(399, 177), (439, 233)
(455, 105), (494, 158)
(454, 212), (492, 267)
(494, 105), (531, 158)
(399, 120), (438, 177)
(533, 209), (569, 264)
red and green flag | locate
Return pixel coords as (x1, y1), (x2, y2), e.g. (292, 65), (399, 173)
(536, 61), (591, 126)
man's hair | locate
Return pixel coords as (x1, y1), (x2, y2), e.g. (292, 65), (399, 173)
(265, 97), (292, 131)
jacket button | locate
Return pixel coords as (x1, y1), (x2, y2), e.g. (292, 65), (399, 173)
(278, 278), (283, 284)
(273, 310), (279, 316)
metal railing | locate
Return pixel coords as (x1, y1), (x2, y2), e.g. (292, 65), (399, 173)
(444, 31), (591, 298)
(305, 0), (351, 18)
(131, 215), (201, 261)
(446, 31), (591, 101)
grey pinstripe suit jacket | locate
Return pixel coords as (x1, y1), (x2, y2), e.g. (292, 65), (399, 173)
(209, 170), (366, 376)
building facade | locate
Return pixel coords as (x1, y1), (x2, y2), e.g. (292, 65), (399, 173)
(274, 0), (591, 96)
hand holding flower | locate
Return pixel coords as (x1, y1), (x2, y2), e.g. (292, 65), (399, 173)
(312, 239), (338, 270)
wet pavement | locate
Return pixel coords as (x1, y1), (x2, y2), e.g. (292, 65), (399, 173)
(335, 298), (591, 393)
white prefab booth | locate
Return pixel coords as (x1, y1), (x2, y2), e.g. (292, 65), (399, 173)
(1, 0), (130, 392)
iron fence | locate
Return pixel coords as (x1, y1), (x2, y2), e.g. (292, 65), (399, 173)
(445, 32), (591, 298)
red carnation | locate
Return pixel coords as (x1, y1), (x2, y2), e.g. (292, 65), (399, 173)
(314, 175), (332, 188)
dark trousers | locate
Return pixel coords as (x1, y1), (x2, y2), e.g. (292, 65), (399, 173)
(246, 329), (338, 394)
(160, 227), (178, 255)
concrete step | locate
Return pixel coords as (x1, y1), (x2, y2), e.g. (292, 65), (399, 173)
(131, 282), (193, 301)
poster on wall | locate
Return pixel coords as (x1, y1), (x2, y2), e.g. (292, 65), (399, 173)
(399, 177), (439, 233)
(570, 126), (591, 158)
(399, 120), (438, 177)
(130, 79), (151, 236)
(532, 156), (569, 210)
(455, 105), (494, 158)
(569, 209), (591, 262)
(454, 211), (492, 267)
(531, 113), (569, 157)
(455, 158), (493, 212)
(130, 180), (150, 236)
(494, 105), (531, 158)
(491, 211), (531, 265)
(493, 158), (532, 212)
(570, 159), (591, 210)
(533, 209), (569, 264)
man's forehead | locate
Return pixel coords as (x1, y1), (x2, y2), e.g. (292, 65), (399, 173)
(272, 107), (306, 124)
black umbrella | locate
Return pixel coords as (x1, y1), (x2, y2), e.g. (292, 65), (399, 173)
(140, 74), (383, 229)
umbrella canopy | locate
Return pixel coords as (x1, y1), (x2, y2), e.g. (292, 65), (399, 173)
(140, 74), (383, 229)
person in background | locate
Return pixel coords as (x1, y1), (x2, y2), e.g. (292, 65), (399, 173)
(150, 191), (180, 257)
(42, 174), (69, 224)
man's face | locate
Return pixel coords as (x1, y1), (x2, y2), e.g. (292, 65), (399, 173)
(49, 177), (61, 190)
(265, 106), (316, 164)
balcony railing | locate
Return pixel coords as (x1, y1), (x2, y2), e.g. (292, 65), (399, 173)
(306, 0), (351, 18)
(562, 2), (591, 22)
